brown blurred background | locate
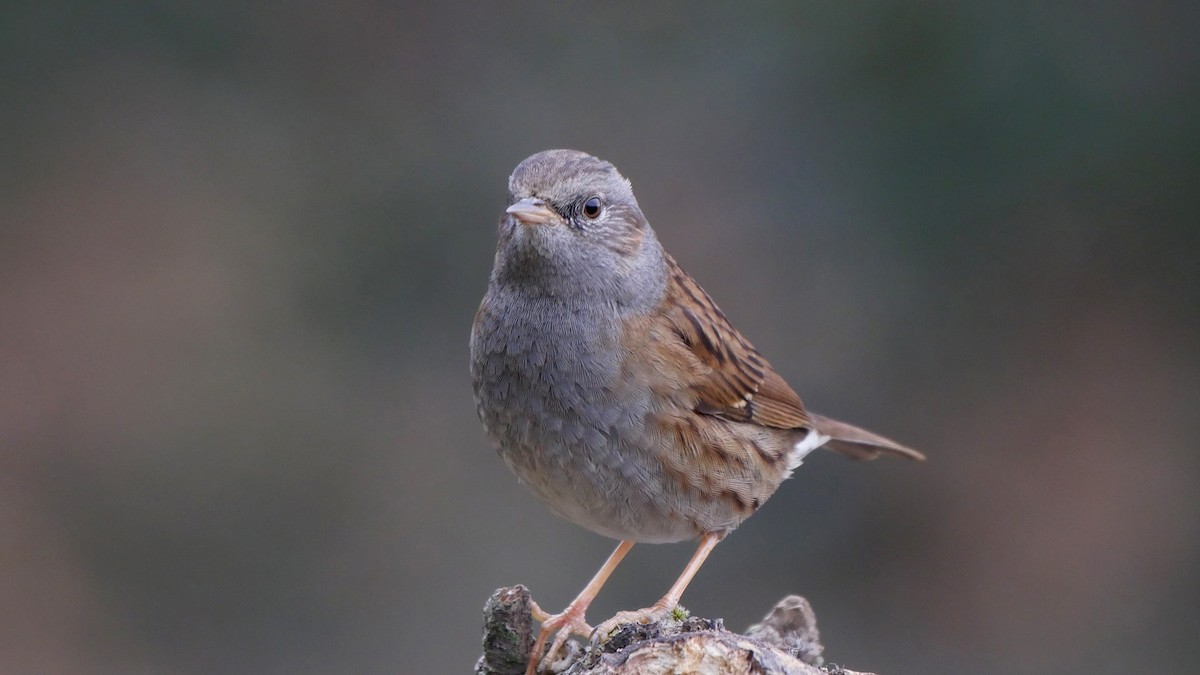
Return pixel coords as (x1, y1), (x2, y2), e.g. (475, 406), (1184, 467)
(3, 2), (1198, 673)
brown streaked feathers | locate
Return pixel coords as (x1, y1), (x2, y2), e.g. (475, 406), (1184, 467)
(639, 253), (923, 464)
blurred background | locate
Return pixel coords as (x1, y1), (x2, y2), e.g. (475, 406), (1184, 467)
(3, 2), (1198, 673)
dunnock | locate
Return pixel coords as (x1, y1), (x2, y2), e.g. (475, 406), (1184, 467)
(470, 149), (923, 673)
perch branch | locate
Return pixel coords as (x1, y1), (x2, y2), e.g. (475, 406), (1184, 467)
(476, 586), (877, 675)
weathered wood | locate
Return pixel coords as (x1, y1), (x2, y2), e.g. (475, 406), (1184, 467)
(476, 586), (536, 675)
(477, 586), (876, 675)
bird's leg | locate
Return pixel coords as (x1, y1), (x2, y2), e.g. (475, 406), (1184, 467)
(526, 540), (635, 675)
(592, 532), (722, 639)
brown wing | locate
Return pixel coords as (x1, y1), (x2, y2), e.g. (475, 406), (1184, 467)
(660, 255), (812, 431)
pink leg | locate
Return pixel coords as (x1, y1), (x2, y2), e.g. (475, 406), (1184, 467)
(593, 532), (722, 639)
(526, 540), (635, 675)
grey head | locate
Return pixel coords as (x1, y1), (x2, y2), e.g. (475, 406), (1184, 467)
(491, 149), (667, 310)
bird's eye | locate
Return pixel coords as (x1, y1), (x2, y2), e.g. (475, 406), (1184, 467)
(582, 196), (602, 219)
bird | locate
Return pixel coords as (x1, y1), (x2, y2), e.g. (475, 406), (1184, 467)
(470, 149), (924, 674)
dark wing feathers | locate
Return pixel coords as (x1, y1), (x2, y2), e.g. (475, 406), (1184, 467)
(663, 255), (811, 430)
(659, 255), (924, 462)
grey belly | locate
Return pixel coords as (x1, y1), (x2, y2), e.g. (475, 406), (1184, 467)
(471, 304), (744, 542)
(479, 382), (739, 543)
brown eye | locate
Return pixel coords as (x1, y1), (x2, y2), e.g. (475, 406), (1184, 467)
(582, 196), (602, 219)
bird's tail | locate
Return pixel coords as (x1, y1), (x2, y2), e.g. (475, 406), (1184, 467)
(810, 413), (926, 462)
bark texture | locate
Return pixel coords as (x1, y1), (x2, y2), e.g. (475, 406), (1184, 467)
(476, 586), (877, 675)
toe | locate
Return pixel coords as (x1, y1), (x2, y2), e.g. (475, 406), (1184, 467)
(543, 628), (572, 670)
(529, 600), (551, 623)
(527, 607), (593, 674)
(593, 605), (673, 639)
(539, 606), (592, 638)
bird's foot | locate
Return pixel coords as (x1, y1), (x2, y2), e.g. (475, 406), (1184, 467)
(592, 601), (676, 642)
(526, 600), (593, 675)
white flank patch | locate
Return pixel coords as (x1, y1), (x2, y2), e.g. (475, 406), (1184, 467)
(782, 429), (832, 479)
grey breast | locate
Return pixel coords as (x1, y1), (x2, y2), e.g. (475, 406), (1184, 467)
(470, 288), (699, 542)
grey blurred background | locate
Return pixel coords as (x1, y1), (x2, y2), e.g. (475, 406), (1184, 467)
(3, 2), (1198, 673)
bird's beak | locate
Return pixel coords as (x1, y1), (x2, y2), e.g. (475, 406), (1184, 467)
(506, 198), (561, 226)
